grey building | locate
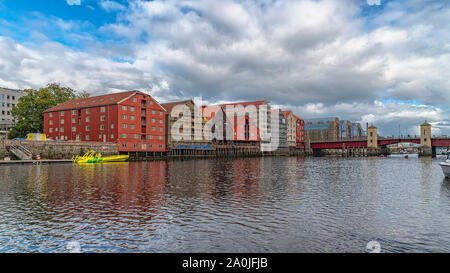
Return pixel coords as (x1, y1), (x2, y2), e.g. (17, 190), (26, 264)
(0, 88), (24, 135)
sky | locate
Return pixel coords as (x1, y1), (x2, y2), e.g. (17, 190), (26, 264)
(0, 0), (449, 136)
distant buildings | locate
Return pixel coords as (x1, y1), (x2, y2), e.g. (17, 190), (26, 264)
(305, 117), (364, 142)
(0, 87), (24, 136)
(305, 117), (341, 141)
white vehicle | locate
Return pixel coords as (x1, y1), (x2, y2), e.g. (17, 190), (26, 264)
(439, 155), (450, 178)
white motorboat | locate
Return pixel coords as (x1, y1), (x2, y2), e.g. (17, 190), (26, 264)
(440, 155), (450, 178)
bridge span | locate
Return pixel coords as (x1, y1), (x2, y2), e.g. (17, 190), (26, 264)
(309, 122), (450, 157)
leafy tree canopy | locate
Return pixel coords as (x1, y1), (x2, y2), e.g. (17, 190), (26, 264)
(9, 83), (90, 139)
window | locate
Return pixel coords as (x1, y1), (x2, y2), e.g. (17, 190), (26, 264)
(122, 123), (127, 129)
(133, 143), (138, 148)
(159, 127), (163, 132)
(149, 144), (153, 148)
(149, 101), (153, 105)
(60, 111), (64, 116)
(152, 110), (156, 115)
(72, 118), (76, 123)
(72, 127), (76, 132)
(130, 124), (135, 130)
(111, 124), (114, 129)
(159, 119), (163, 124)
(100, 107), (105, 112)
(60, 127), (64, 132)
(49, 120), (53, 125)
(49, 128), (53, 133)
(100, 115), (105, 121)
(122, 143), (127, 148)
(86, 109), (90, 114)
(132, 98), (137, 102)
(122, 114), (127, 120)
(152, 118), (156, 123)
(111, 134), (114, 139)
(159, 144), (163, 148)
(134, 134), (138, 139)
(130, 106), (135, 112)
(130, 115), (135, 121)
(100, 124), (105, 130)
(149, 135), (153, 139)
(49, 113), (53, 118)
(12, 96), (15, 100)
(122, 106), (127, 111)
(159, 111), (163, 116)
(86, 116), (90, 122)
(159, 136), (163, 140)
(152, 126), (156, 131)
(122, 133), (127, 138)
(72, 110), (76, 115)
(85, 125), (90, 131)
(99, 134), (102, 139)
(86, 135), (90, 140)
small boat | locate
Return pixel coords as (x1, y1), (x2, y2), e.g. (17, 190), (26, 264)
(72, 151), (129, 163)
(440, 154), (450, 178)
(380, 155), (386, 158)
(404, 155), (409, 159)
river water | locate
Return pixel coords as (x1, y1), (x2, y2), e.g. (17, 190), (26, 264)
(0, 155), (449, 253)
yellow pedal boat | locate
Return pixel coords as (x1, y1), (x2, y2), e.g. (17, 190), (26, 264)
(72, 151), (129, 163)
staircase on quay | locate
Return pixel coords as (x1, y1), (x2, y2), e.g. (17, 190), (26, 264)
(8, 144), (32, 160)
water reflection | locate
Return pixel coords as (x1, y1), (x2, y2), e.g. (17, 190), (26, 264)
(0, 156), (449, 252)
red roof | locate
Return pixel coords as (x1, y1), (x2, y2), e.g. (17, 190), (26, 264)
(282, 110), (292, 119)
(44, 91), (141, 112)
(161, 100), (192, 113)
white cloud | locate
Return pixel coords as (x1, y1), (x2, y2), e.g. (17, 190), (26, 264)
(100, 1), (126, 12)
(0, 0), (449, 135)
(66, 0), (81, 6)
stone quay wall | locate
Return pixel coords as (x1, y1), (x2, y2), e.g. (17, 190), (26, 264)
(0, 140), (119, 159)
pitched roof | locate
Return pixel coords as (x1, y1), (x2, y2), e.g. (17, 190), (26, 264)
(161, 100), (193, 113)
(44, 91), (138, 112)
(282, 110), (292, 119)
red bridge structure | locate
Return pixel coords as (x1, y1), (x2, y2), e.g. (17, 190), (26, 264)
(309, 122), (450, 157)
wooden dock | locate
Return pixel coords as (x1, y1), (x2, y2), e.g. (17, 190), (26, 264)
(0, 159), (73, 165)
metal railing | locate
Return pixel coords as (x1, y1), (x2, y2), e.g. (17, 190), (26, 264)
(8, 144), (32, 160)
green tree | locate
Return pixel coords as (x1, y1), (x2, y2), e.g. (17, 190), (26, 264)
(9, 83), (90, 139)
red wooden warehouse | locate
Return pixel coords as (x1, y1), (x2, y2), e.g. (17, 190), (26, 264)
(43, 90), (167, 152)
(294, 114), (305, 148)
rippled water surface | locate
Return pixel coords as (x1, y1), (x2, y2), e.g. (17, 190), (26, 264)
(1, 155), (450, 253)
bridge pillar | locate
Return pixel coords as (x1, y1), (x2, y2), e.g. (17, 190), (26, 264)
(367, 125), (380, 156)
(419, 121), (433, 157)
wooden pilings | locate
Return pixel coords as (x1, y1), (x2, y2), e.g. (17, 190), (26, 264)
(124, 145), (310, 161)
